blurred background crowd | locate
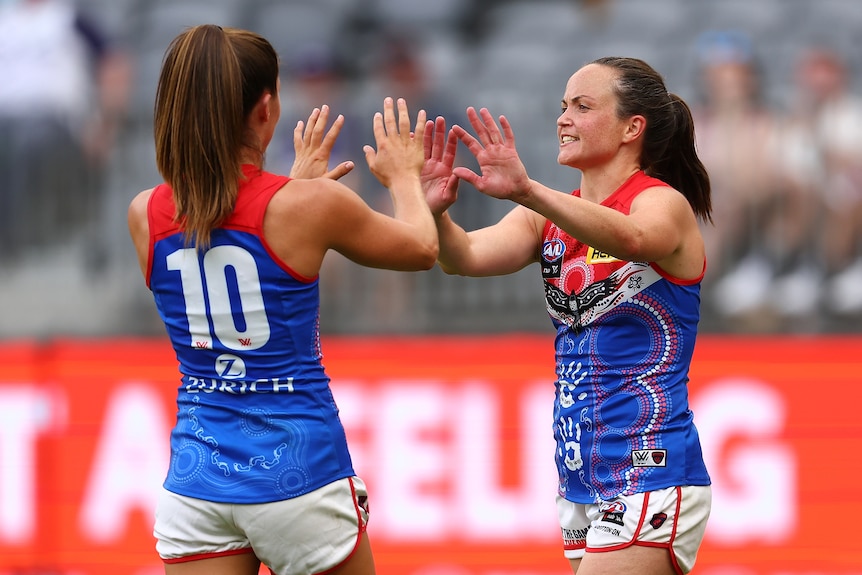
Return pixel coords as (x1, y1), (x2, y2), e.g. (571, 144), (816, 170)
(1, 0), (861, 337)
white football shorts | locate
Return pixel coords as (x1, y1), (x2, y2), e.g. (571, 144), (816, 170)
(154, 476), (370, 575)
(557, 485), (711, 574)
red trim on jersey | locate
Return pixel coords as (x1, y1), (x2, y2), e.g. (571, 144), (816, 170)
(543, 172), (706, 286)
(146, 166), (319, 285)
(650, 260), (707, 286)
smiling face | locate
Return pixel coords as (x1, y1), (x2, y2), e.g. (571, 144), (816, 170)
(557, 63), (632, 170)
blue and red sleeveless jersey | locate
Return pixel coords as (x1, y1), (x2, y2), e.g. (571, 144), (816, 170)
(541, 171), (711, 504)
(147, 165), (354, 504)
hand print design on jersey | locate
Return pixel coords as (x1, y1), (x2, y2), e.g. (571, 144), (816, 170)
(554, 330), (596, 498)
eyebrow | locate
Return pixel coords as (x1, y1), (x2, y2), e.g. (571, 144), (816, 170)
(562, 95), (588, 106)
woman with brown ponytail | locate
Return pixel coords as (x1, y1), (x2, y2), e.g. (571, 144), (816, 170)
(422, 57), (712, 575)
(127, 24), (437, 575)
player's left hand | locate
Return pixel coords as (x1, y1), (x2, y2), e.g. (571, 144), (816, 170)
(421, 116), (461, 216)
(290, 105), (355, 180)
(452, 107), (530, 203)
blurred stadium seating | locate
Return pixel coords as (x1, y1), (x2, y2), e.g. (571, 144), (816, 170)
(2, 0), (860, 337)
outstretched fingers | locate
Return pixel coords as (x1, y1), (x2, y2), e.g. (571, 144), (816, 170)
(451, 123), (483, 157)
(294, 105), (329, 149)
(443, 125), (459, 166)
(424, 119), (436, 160)
(464, 106), (490, 144)
(498, 113), (516, 146)
(452, 165), (481, 189)
(402, 98), (427, 141)
(308, 104), (329, 145)
(426, 116), (455, 163)
(292, 105), (344, 154)
(319, 113), (345, 151)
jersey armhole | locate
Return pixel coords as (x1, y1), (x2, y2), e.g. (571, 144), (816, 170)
(650, 259), (706, 285)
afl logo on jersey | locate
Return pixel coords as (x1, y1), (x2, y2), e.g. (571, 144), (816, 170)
(542, 239), (565, 279)
(543, 239), (565, 262)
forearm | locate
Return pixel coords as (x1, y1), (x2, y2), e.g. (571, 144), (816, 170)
(434, 212), (476, 275)
(518, 179), (640, 260)
(389, 174), (439, 259)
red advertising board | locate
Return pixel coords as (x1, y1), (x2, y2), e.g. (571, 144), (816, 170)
(0, 335), (860, 575)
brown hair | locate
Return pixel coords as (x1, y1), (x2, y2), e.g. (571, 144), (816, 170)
(593, 57), (713, 224)
(154, 24), (279, 248)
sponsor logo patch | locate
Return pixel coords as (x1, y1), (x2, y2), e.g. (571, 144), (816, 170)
(586, 247), (620, 264)
(632, 449), (667, 467)
(598, 500), (626, 526)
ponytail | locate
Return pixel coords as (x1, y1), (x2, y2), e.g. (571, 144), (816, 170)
(594, 57), (713, 224)
(154, 25), (279, 248)
(649, 95), (712, 224)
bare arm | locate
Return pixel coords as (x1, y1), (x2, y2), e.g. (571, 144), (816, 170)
(453, 107), (705, 280)
(127, 188), (153, 279)
(435, 206), (543, 276)
(519, 180), (699, 269)
(419, 116), (541, 277)
(266, 98), (438, 275)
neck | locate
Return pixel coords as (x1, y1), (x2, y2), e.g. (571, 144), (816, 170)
(579, 164), (641, 203)
(240, 145), (264, 169)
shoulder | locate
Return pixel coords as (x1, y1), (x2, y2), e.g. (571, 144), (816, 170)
(634, 184), (691, 210)
(128, 188), (154, 222)
(512, 204), (546, 236)
(630, 184), (700, 232)
(127, 188), (155, 260)
(268, 177), (365, 220)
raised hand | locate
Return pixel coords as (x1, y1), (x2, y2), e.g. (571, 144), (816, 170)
(452, 107), (531, 202)
(290, 105), (355, 180)
(421, 116), (460, 216)
(363, 97), (427, 188)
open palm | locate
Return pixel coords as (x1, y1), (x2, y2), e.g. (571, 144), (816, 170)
(421, 116), (461, 216)
(452, 107), (531, 202)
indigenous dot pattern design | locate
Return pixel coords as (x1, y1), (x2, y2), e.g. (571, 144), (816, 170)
(544, 236), (705, 502)
(588, 292), (679, 499)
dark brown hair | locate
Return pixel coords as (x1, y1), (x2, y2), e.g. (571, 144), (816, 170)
(593, 56), (713, 223)
(154, 24), (279, 247)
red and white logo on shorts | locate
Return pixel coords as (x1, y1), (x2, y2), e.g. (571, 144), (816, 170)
(632, 449), (667, 467)
(598, 500), (627, 526)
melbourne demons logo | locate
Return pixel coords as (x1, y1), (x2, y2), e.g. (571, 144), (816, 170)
(542, 239), (565, 279)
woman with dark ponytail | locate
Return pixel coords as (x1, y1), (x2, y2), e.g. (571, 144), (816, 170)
(421, 56), (712, 575)
(128, 24), (437, 575)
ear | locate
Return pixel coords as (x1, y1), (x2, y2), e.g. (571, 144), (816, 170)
(256, 92), (273, 123)
(622, 115), (646, 144)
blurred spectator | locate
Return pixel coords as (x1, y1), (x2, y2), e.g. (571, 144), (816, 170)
(269, 44), (366, 317)
(689, 30), (791, 328)
(271, 44), (362, 190)
(357, 30), (474, 215)
(0, 0), (131, 264)
(773, 44), (862, 318)
(353, 29), (468, 329)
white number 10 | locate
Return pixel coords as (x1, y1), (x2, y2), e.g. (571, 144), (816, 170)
(166, 246), (271, 351)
